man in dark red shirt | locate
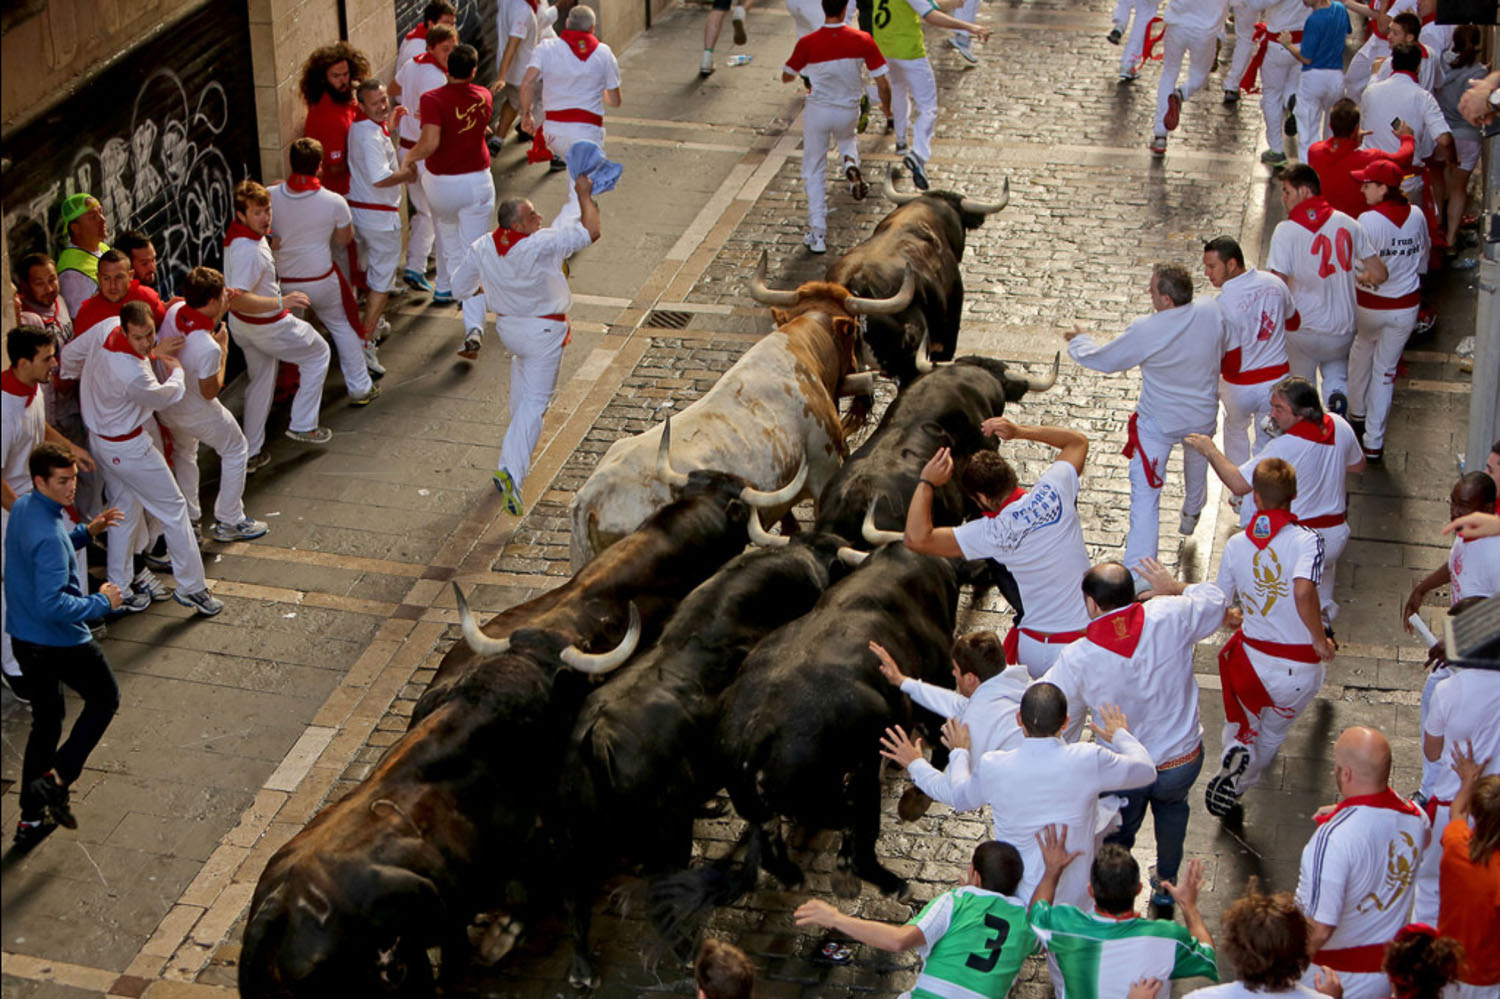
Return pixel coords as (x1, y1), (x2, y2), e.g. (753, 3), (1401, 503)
(299, 42), (372, 197)
(1307, 97), (1416, 220)
(401, 43), (496, 356)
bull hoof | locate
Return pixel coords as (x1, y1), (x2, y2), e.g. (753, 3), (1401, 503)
(830, 870), (862, 898)
(567, 965), (601, 991)
(897, 787), (933, 822)
(472, 913), (523, 965)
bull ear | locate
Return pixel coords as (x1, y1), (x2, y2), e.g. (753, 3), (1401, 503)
(833, 316), (856, 338)
(296, 882), (333, 925)
(771, 307), (789, 326)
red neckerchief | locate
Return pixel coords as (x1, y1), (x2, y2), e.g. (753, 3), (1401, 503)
(1, 369), (37, 406)
(1085, 603), (1146, 658)
(405, 22), (428, 41)
(1285, 414), (1336, 444)
(354, 109), (389, 136)
(981, 487), (1028, 518)
(493, 227), (530, 256)
(1246, 509), (1298, 550)
(1315, 787), (1423, 826)
(175, 305), (215, 334)
(73, 295), (124, 335)
(415, 51), (443, 68)
(1369, 199), (1412, 227)
(1289, 195), (1335, 234)
(285, 173), (321, 192)
(103, 326), (143, 358)
(223, 219), (263, 247)
(559, 29), (600, 61)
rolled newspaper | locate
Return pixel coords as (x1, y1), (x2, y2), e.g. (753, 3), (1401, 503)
(1408, 613), (1439, 647)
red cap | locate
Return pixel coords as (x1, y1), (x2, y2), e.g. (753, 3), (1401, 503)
(1351, 159), (1403, 187)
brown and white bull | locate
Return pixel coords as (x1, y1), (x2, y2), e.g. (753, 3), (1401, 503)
(566, 257), (913, 569)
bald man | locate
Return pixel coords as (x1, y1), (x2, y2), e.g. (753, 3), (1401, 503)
(1295, 726), (1429, 999)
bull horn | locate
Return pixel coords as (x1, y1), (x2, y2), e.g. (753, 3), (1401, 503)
(454, 583), (511, 656)
(1023, 351), (1061, 393)
(913, 329), (935, 375)
(845, 266), (916, 317)
(837, 546), (869, 566)
(959, 176), (1010, 216)
(862, 498), (905, 547)
(746, 249), (800, 306)
(740, 458), (809, 508)
(837, 371), (876, 397)
(882, 164), (921, 205)
(746, 513), (791, 547)
(560, 603), (641, 675)
(655, 416), (691, 490)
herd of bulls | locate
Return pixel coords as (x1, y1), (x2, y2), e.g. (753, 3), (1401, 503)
(238, 168), (1061, 997)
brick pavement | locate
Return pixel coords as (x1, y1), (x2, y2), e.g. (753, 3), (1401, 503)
(0, 1), (1483, 997)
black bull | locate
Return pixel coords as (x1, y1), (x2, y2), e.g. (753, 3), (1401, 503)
(238, 473), (774, 998)
(825, 169), (1009, 385)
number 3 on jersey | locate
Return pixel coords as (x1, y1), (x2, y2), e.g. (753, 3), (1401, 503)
(1311, 228), (1354, 278)
(964, 913), (1010, 972)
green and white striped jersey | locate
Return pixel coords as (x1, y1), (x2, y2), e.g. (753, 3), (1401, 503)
(1028, 901), (1218, 999)
(905, 886), (1038, 999)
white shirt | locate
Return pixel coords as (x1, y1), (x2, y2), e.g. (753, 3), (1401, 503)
(1237, 417), (1362, 524)
(396, 31), (426, 77)
(346, 118), (403, 227)
(1296, 796), (1429, 951)
(1187, 986), (1332, 999)
(156, 302), (225, 427)
(1425, 668), (1500, 800)
(951, 461), (1092, 635)
(1164, 0), (1230, 33)
(266, 184), (351, 279)
(1266, 207), (1375, 335)
(1356, 203), (1428, 301)
(1043, 585), (1228, 764)
(80, 334), (185, 438)
(1242, 0), (1309, 32)
(904, 666), (1030, 804)
(1068, 298), (1227, 436)
(784, 24), (889, 111)
(394, 55), (449, 145)
(786, 0), (855, 36)
(528, 35), (621, 117)
(499, 0), (544, 86)
(57, 314), (115, 384)
(943, 732), (1157, 908)
(1217, 520), (1324, 650)
(1, 383), (47, 499)
(1361, 72), (1451, 163)
(223, 235), (281, 300)
(453, 216), (593, 318)
(1372, 42), (1439, 93)
(1216, 267), (1294, 377)
(1450, 533), (1500, 605)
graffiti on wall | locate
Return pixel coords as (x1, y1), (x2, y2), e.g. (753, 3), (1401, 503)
(396, 0), (502, 85)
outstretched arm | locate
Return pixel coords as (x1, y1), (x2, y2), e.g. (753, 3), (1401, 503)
(794, 899), (925, 952)
(1184, 434), (1252, 496)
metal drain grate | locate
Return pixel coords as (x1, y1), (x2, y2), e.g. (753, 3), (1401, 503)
(643, 309), (694, 330)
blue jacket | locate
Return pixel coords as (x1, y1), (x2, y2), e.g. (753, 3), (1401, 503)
(4, 490), (108, 647)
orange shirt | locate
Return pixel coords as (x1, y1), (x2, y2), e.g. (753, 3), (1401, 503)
(1439, 819), (1500, 985)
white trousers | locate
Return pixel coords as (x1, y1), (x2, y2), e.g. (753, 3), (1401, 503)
(543, 120), (606, 221)
(230, 313), (331, 458)
(1285, 326), (1353, 405)
(1413, 797), (1447, 925)
(1220, 654), (1325, 792)
(161, 403), (249, 527)
(802, 102), (859, 235)
(951, 0), (979, 43)
(285, 271), (372, 398)
(1220, 378), (1276, 466)
(92, 430), (206, 594)
(889, 57), (937, 163)
(1125, 411), (1213, 582)
(495, 316), (568, 492)
(1114, 0), (1160, 75)
(404, 162), (446, 286)
(1260, 44), (1301, 155)
(1349, 305), (1416, 450)
(355, 223), (402, 294)
(1294, 68), (1345, 148)
(1343, 35), (1387, 101)
(1155, 24), (1219, 135)
(422, 168), (496, 331)
(1311, 520), (1350, 622)
(1224, 1), (1254, 92)
(1418, 665), (1451, 800)
(1016, 632), (1069, 680)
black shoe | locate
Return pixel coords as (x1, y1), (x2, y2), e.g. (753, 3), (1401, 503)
(1107, 26), (1122, 44)
(486, 134), (504, 156)
(1348, 416), (1366, 443)
(1328, 391), (1347, 417)
(13, 819), (57, 851)
(1284, 111), (1297, 136)
(1147, 900), (1175, 921)
(1205, 746), (1249, 817)
(30, 774), (77, 830)
(515, 124), (532, 143)
(548, 156), (567, 173)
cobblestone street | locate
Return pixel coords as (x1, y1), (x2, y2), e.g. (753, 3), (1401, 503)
(0, 0), (1484, 997)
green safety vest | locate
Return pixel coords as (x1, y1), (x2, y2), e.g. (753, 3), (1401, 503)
(56, 242), (109, 283)
(872, 0), (937, 61)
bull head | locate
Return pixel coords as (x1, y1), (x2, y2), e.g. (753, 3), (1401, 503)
(1004, 351), (1059, 396)
(746, 250), (916, 315)
(862, 498), (905, 547)
(451, 583), (642, 675)
(657, 415), (810, 508)
(882, 165), (1010, 216)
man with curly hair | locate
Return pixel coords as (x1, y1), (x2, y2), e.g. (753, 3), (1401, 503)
(1186, 881), (1341, 997)
(300, 42), (372, 197)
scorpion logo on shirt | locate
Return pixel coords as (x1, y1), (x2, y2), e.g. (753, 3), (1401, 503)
(1249, 548), (1287, 616)
(1355, 831), (1419, 913)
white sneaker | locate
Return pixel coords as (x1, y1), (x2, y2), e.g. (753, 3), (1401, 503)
(950, 36), (979, 65)
(285, 426), (333, 445)
(173, 587), (224, 617)
(731, 5), (747, 44)
(363, 339), (386, 377)
(212, 518), (270, 542)
(1179, 511), (1200, 535)
(372, 316), (392, 345)
(132, 568), (171, 602)
(803, 230), (827, 254)
(699, 49), (715, 77)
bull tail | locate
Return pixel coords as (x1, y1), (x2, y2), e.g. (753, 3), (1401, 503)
(840, 391), (873, 443)
(646, 823), (764, 955)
